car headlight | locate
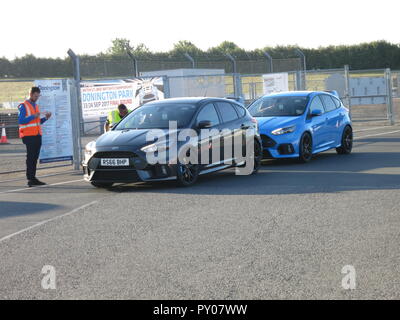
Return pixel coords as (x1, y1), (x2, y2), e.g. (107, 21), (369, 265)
(271, 125), (296, 135)
(140, 143), (169, 153)
(85, 141), (96, 156)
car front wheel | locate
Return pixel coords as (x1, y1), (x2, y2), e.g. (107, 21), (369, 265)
(176, 162), (200, 187)
(298, 132), (313, 163)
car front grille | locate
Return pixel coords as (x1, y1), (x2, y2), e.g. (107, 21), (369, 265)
(91, 170), (140, 182)
(92, 151), (138, 158)
(260, 134), (276, 148)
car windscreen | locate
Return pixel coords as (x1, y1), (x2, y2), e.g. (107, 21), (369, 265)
(114, 103), (198, 130)
(248, 96), (309, 117)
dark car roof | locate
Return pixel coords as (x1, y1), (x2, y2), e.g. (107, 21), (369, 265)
(145, 97), (237, 105)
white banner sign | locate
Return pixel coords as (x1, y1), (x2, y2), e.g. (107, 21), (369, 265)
(262, 73), (289, 95)
(35, 79), (74, 163)
(80, 78), (165, 119)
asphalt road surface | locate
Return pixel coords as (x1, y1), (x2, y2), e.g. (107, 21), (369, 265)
(1, 125), (400, 299)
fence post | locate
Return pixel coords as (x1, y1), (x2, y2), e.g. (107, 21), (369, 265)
(126, 49), (139, 77)
(385, 68), (395, 125)
(234, 74), (243, 99)
(67, 49), (83, 170)
(264, 51), (273, 73)
(295, 71), (304, 90)
(344, 65), (352, 119)
(225, 53), (242, 97)
(294, 48), (306, 90)
(163, 76), (171, 98)
(184, 53), (195, 69)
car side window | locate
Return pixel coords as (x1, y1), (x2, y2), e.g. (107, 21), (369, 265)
(196, 103), (220, 127)
(234, 104), (246, 118)
(216, 102), (239, 123)
(321, 95), (337, 112)
(331, 96), (342, 109)
(308, 96), (325, 115)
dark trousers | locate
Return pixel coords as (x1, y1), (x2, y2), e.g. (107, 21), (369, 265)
(22, 135), (42, 180)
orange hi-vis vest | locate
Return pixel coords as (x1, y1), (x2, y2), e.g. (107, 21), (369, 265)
(18, 100), (42, 138)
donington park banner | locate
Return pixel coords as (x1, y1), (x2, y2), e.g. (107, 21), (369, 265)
(80, 78), (165, 120)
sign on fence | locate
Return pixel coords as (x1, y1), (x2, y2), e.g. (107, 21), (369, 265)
(262, 73), (289, 95)
(80, 78), (165, 119)
(35, 79), (74, 163)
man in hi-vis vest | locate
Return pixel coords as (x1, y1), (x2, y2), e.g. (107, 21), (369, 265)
(104, 104), (129, 132)
(18, 87), (52, 187)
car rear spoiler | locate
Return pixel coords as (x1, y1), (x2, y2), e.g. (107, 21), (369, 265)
(225, 95), (245, 105)
(323, 90), (340, 98)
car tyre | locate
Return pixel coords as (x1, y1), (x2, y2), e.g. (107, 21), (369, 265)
(91, 181), (114, 188)
(298, 132), (313, 163)
(176, 161), (200, 187)
(251, 140), (262, 174)
(336, 126), (353, 155)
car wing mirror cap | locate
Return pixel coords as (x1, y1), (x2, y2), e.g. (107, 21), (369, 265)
(310, 109), (322, 117)
(197, 120), (212, 129)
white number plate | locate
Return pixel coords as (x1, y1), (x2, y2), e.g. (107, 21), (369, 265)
(100, 158), (129, 166)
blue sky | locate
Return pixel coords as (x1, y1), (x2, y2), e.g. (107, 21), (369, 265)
(1, 0), (398, 59)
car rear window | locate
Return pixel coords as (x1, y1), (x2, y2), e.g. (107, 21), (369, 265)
(321, 95), (337, 112)
(216, 102), (239, 123)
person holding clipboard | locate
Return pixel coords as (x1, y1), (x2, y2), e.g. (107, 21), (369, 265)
(18, 86), (52, 187)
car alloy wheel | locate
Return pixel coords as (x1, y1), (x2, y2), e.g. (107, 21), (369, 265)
(252, 140), (262, 174)
(177, 161), (199, 187)
(336, 126), (353, 154)
(299, 133), (313, 163)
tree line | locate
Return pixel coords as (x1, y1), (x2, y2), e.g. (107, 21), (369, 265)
(1, 40), (399, 78)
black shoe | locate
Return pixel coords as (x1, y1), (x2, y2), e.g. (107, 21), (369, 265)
(28, 179), (46, 187)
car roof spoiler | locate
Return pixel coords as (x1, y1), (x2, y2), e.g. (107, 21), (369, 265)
(323, 90), (339, 98)
(225, 95), (245, 105)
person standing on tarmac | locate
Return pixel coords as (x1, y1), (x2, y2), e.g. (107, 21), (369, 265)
(104, 104), (130, 132)
(18, 87), (52, 187)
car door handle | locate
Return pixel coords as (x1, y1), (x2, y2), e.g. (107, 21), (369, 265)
(241, 124), (250, 129)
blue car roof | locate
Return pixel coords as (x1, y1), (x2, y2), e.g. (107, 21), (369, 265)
(260, 91), (337, 98)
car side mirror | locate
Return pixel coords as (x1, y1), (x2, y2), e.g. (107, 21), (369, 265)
(197, 120), (212, 129)
(310, 109), (322, 117)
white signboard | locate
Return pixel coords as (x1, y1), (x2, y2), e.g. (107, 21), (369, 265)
(80, 78), (165, 120)
(35, 79), (74, 163)
(262, 73), (289, 95)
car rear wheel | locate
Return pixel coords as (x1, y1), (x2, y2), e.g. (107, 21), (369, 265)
(91, 181), (114, 188)
(252, 140), (262, 174)
(298, 132), (313, 163)
(176, 162), (200, 187)
(336, 126), (353, 155)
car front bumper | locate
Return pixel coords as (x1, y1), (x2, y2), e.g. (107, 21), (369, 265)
(260, 132), (300, 159)
(82, 149), (178, 184)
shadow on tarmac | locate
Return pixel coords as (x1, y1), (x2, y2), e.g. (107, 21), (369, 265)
(0, 201), (61, 219)
(105, 151), (400, 196)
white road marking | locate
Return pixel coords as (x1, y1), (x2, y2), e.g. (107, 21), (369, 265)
(354, 130), (400, 140)
(354, 126), (393, 133)
(0, 179), (84, 195)
(0, 201), (98, 243)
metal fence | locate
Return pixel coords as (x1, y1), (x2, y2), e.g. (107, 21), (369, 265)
(1, 65), (398, 175)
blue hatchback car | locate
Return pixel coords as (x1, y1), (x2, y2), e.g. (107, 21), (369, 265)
(248, 91), (353, 162)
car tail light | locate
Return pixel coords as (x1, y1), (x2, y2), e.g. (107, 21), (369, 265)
(251, 117), (258, 131)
